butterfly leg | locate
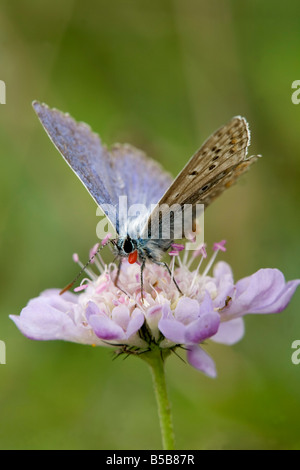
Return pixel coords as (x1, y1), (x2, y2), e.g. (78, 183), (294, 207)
(113, 259), (130, 297)
(114, 259), (122, 288)
(157, 261), (183, 296)
(140, 259), (146, 302)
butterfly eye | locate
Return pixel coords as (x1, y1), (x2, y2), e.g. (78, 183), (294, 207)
(123, 237), (134, 254)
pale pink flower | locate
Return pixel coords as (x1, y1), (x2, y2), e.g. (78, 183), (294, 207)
(10, 241), (300, 378)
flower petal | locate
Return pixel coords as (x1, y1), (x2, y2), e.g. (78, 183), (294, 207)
(88, 315), (125, 340)
(224, 269), (300, 317)
(158, 319), (186, 344)
(41, 288), (78, 303)
(126, 308), (145, 338)
(85, 301), (100, 321)
(255, 279), (300, 314)
(10, 298), (87, 343)
(174, 298), (199, 323)
(198, 291), (215, 316)
(185, 312), (220, 343)
(213, 261), (234, 283)
(211, 318), (245, 345)
(186, 345), (217, 378)
(213, 262), (235, 309)
(145, 304), (166, 340)
(111, 305), (130, 330)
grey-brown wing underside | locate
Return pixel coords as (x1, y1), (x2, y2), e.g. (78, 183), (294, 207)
(142, 116), (259, 239)
(33, 101), (172, 234)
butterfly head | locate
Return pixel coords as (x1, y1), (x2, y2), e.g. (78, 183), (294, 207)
(115, 235), (139, 264)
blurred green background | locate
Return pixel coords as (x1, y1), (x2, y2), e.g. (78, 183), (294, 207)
(1, 0), (300, 450)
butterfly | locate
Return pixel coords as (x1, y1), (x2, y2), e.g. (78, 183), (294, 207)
(33, 101), (259, 298)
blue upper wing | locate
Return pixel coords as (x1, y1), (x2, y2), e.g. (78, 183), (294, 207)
(33, 101), (172, 235)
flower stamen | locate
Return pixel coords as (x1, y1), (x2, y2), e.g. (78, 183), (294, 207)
(202, 241), (227, 277)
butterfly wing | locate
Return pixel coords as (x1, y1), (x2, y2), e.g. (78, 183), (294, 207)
(142, 116), (259, 241)
(108, 143), (172, 207)
(33, 101), (172, 234)
(108, 144), (173, 235)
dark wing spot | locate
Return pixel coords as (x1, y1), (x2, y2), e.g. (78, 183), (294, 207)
(189, 171), (198, 176)
(209, 164), (216, 170)
(212, 149), (221, 161)
(216, 170), (228, 180)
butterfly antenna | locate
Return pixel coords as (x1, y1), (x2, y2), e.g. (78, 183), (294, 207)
(59, 240), (113, 295)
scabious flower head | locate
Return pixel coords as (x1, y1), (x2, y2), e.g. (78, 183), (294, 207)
(10, 240), (300, 378)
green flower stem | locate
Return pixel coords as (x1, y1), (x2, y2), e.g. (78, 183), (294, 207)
(141, 349), (175, 450)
